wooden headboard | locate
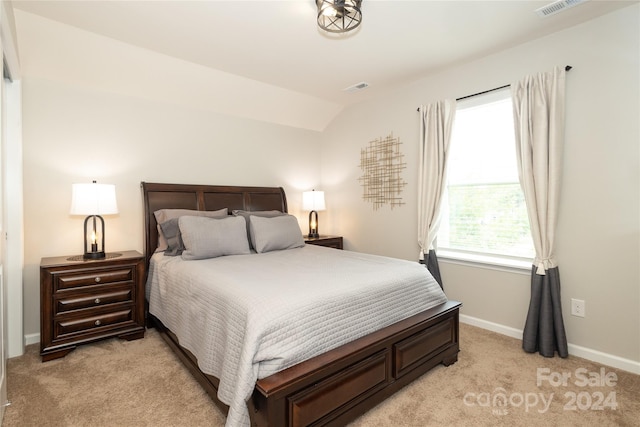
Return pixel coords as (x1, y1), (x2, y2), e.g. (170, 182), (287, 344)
(141, 182), (288, 268)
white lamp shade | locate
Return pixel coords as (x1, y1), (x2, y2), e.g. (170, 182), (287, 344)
(70, 183), (119, 215)
(302, 190), (326, 211)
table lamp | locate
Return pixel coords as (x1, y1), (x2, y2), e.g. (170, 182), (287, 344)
(70, 181), (118, 259)
(302, 190), (325, 238)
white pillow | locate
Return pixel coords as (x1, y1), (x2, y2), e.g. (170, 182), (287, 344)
(249, 215), (304, 253)
(179, 215), (250, 260)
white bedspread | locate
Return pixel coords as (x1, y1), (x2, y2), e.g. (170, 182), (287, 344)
(147, 244), (447, 427)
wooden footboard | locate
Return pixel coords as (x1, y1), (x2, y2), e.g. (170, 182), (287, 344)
(249, 300), (460, 427)
(151, 300), (460, 427)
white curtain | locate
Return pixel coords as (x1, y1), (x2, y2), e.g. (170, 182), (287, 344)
(512, 66), (568, 357)
(417, 100), (456, 285)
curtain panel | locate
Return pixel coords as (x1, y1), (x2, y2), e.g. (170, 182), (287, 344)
(417, 100), (456, 288)
(512, 66), (568, 358)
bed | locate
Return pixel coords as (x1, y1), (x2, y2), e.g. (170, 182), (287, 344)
(142, 182), (461, 427)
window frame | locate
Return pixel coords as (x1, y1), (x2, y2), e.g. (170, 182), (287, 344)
(436, 88), (534, 274)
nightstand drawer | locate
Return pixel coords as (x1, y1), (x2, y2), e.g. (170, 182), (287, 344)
(56, 288), (133, 314)
(55, 309), (134, 338)
(55, 267), (134, 292)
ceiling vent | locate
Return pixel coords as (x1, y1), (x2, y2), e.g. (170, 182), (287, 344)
(343, 82), (370, 92)
(536, 0), (589, 17)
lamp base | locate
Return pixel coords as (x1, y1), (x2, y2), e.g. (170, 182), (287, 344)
(83, 251), (106, 260)
(308, 210), (320, 239)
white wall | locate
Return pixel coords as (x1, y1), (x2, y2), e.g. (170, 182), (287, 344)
(321, 5), (640, 368)
(14, 5), (640, 369)
(17, 12), (323, 339)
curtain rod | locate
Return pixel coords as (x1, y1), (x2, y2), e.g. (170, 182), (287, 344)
(416, 65), (572, 111)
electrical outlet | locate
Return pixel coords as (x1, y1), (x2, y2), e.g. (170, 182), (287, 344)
(571, 298), (585, 317)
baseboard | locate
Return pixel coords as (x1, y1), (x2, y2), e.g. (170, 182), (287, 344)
(25, 333), (39, 346)
(460, 314), (640, 375)
(460, 314), (523, 339)
(566, 343), (640, 375)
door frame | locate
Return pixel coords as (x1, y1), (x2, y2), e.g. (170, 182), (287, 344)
(0, 1), (24, 422)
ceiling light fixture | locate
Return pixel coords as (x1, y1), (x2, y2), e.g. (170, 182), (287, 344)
(316, 0), (362, 33)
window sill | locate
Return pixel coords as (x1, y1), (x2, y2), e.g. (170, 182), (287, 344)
(437, 250), (533, 275)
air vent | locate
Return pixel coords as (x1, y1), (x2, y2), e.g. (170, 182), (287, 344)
(536, 0), (589, 17)
(343, 82), (370, 92)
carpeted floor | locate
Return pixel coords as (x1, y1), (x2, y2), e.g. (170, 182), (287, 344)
(3, 323), (639, 426)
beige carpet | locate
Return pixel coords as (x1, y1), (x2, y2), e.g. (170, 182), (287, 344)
(4, 324), (639, 426)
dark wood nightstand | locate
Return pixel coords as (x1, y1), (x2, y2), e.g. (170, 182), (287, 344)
(304, 235), (343, 250)
(40, 250), (146, 361)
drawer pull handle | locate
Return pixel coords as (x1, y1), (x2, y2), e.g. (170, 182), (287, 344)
(94, 320), (101, 326)
(95, 277), (101, 283)
(94, 298), (101, 304)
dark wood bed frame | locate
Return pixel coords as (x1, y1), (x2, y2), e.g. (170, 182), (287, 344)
(141, 182), (461, 427)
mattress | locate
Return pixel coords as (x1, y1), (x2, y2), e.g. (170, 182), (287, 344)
(147, 244), (447, 427)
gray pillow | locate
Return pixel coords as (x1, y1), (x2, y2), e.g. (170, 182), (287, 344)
(159, 218), (184, 256)
(179, 215), (250, 260)
(249, 214), (304, 253)
(232, 210), (285, 249)
(154, 208), (228, 251)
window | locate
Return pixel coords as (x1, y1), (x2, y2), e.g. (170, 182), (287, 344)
(438, 88), (534, 268)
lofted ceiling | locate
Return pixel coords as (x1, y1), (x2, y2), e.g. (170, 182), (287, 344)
(12, 0), (636, 108)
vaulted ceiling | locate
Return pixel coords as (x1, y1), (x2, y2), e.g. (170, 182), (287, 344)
(13, 1), (633, 107)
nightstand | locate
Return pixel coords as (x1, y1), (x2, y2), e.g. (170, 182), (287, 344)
(304, 235), (343, 250)
(40, 250), (146, 361)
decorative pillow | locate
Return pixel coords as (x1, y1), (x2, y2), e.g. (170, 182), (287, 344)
(249, 214), (304, 253)
(154, 208), (228, 251)
(232, 210), (285, 249)
(159, 218), (184, 256)
(179, 215), (250, 260)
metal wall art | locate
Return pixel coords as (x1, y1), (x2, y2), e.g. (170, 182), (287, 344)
(358, 133), (407, 210)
